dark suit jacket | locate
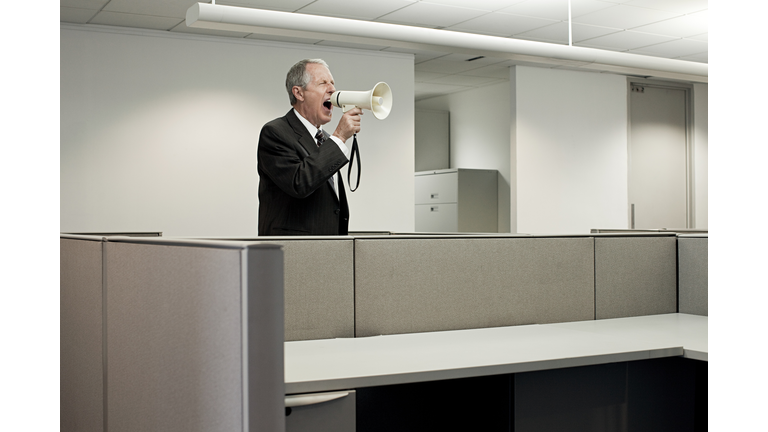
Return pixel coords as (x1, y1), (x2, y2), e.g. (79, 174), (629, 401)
(257, 109), (350, 236)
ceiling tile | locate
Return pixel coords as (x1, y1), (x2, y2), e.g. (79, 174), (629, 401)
(415, 82), (470, 99)
(498, 0), (570, 21)
(572, 23), (623, 42)
(416, 54), (507, 74)
(622, 0), (708, 14)
(574, 4), (681, 30)
(60, 7), (99, 24)
(460, 64), (511, 79)
(428, 74), (506, 87)
(89, 11), (183, 30)
(103, 0), (198, 18)
(629, 38), (708, 59)
(677, 52), (707, 63)
(421, 0), (527, 12)
(447, 11), (559, 37)
(631, 10), (707, 38)
(576, 30), (677, 51)
(688, 32), (707, 42)
(219, 0), (317, 12)
(375, 2), (489, 28)
(569, 0), (618, 18)
(60, 0), (109, 9)
(296, 0), (416, 20)
(382, 47), (449, 63)
(514, 21), (569, 44)
(415, 71), (449, 81)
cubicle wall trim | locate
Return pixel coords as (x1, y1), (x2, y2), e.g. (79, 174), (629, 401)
(101, 239), (108, 432)
(102, 236), (271, 249)
(240, 248), (249, 432)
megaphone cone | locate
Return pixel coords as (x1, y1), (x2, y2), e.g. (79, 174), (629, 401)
(331, 82), (392, 120)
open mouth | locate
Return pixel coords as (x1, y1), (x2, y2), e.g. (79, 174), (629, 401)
(323, 100), (332, 110)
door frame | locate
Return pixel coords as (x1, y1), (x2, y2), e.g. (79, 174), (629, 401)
(626, 78), (695, 229)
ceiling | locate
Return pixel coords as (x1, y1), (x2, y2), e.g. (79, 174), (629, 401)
(61, 0), (708, 100)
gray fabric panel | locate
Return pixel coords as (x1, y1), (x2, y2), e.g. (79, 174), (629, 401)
(258, 240), (354, 341)
(105, 243), (243, 432)
(60, 238), (104, 432)
(678, 238), (708, 316)
(355, 238), (595, 337)
(595, 237), (678, 319)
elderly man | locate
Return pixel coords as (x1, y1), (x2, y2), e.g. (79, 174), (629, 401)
(257, 59), (363, 236)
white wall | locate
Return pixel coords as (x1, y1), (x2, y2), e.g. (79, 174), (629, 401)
(416, 82), (512, 233)
(415, 66), (707, 235)
(60, 25), (415, 236)
(513, 66), (629, 234)
(693, 83), (708, 229)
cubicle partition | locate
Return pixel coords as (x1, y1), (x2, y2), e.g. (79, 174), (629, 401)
(249, 237), (355, 341)
(62, 231), (708, 432)
(354, 236), (595, 337)
(60, 235), (285, 432)
(678, 234), (708, 316)
(61, 235), (104, 432)
(594, 235), (678, 319)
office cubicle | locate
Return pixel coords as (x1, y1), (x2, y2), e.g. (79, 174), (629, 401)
(62, 231), (708, 432)
(61, 235), (285, 432)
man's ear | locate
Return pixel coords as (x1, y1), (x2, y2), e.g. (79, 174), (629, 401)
(292, 86), (304, 102)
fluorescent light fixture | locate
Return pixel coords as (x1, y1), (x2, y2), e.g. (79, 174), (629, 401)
(186, 2), (707, 83)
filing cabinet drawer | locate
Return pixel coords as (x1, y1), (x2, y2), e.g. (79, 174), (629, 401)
(415, 171), (458, 204)
(415, 203), (458, 232)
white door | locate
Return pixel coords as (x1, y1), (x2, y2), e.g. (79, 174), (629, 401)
(628, 83), (691, 229)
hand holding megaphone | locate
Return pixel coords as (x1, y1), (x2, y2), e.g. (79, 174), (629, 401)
(330, 82), (392, 120)
(329, 82), (392, 193)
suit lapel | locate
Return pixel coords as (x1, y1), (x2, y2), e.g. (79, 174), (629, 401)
(285, 110), (339, 202)
(285, 109), (316, 157)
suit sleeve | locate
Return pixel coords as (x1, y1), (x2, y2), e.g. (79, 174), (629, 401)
(258, 120), (348, 199)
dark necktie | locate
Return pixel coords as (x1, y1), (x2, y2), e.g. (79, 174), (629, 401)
(315, 130), (325, 147)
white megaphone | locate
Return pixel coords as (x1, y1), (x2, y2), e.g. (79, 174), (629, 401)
(330, 82), (392, 120)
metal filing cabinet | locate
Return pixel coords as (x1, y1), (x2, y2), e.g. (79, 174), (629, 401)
(415, 169), (498, 233)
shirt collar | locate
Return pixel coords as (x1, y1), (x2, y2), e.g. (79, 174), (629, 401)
(293, 108), (321, 138)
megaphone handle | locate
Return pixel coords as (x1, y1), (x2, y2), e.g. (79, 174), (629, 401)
(342, 104), (355, 113)
(347, 133), (361, 192)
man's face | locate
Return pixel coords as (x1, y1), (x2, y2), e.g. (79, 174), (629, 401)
(293, 63), (336, 127)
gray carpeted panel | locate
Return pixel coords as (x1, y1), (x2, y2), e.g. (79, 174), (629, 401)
(105, 242), (244, 432)
(60, 238), (104, 432)
(355, 237), (595, 337)
(595, 237), (678, 319)
(678, 237), (708, 316)
(258, 239), (354, 341)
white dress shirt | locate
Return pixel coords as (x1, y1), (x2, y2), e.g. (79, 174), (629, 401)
(293, 109), (350, 198)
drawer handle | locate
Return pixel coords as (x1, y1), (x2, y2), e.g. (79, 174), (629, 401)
(430, 206), (439, 212)
(431, 193), (439, 199)
(285, 391), (350, 408)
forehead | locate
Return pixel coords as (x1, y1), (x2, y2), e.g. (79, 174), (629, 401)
(306, 63), (333, 83)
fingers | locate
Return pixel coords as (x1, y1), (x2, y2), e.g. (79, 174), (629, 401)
(333, 108), (363, 141)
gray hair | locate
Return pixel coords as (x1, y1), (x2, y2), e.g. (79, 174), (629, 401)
(285, 59), (330, 105)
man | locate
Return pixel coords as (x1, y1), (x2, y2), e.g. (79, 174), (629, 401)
(257, 59), (363, 236)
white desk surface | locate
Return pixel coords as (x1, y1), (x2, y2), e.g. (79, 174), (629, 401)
(285, 313), (707, 395)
